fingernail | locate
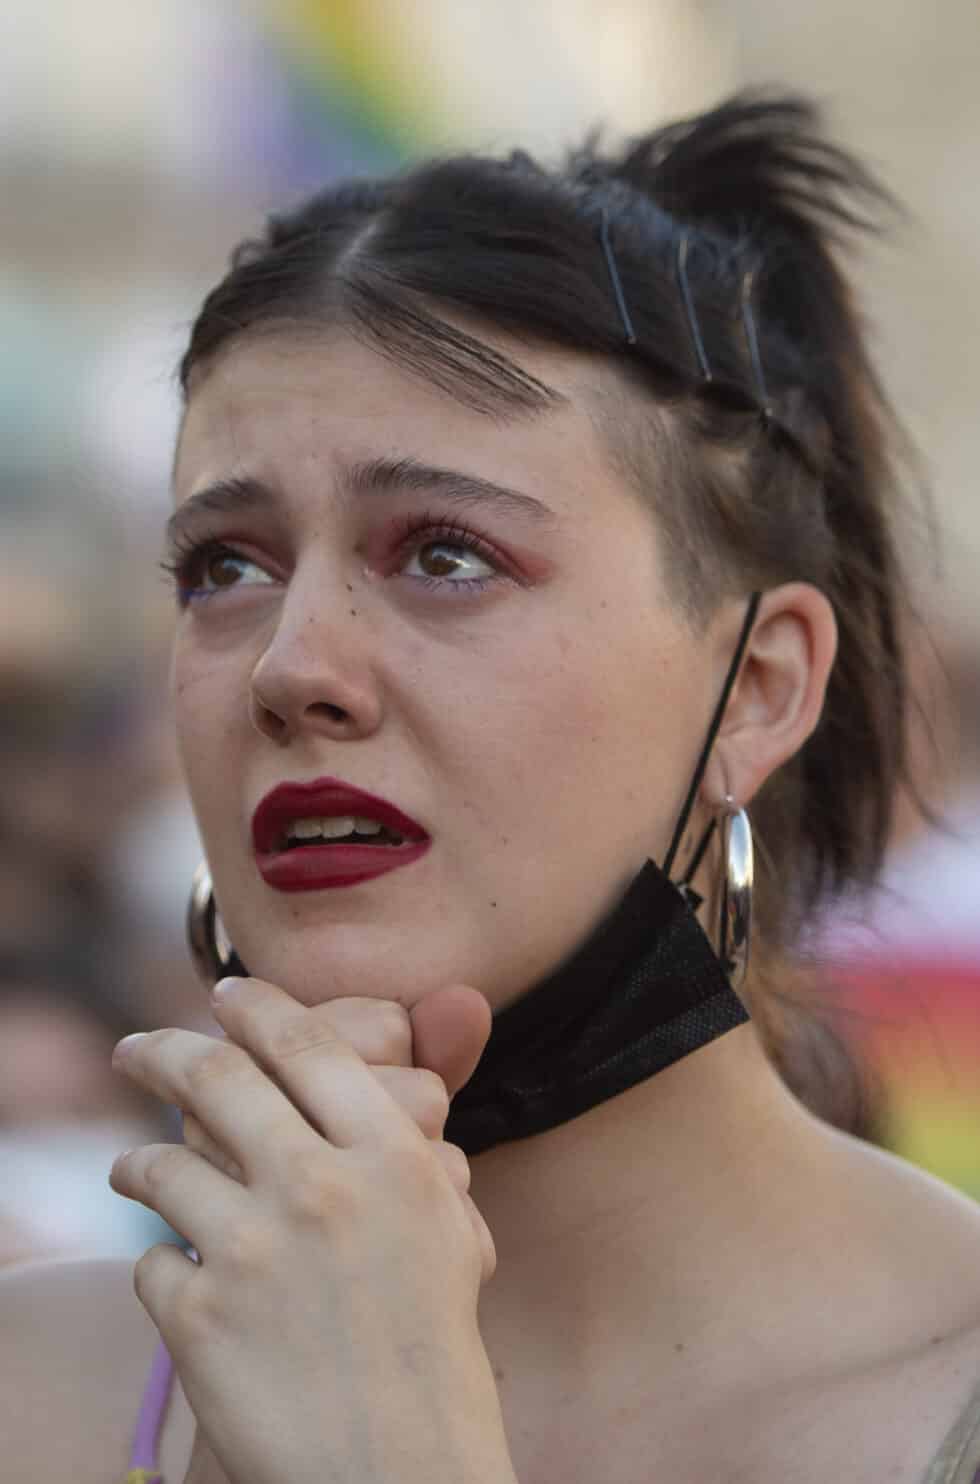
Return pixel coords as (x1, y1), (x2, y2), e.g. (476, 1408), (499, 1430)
(112, 1032), (147, 1063)
(211, 976), (242, 1000)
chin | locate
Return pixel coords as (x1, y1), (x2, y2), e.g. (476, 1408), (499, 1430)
(223, 937), (427, 1010)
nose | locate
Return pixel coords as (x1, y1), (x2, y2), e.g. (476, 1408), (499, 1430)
(247, 566), (383, 747)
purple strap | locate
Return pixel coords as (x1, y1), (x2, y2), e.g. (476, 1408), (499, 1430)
(127, 1337), (175, 1477)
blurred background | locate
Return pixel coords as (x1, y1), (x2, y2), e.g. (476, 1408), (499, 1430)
(1, 0), (978, 1264)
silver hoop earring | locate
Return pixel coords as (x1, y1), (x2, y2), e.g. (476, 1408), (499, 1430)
(186, 860), (238, 987)
(718, 805), (753, 993)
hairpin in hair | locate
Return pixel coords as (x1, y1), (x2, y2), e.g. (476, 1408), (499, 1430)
(675, 230), (712, 385)
(739, 266), (773, 425)
(599, 208), (637, 346)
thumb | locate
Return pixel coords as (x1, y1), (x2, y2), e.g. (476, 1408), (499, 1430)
(409, 985), (492, 1098)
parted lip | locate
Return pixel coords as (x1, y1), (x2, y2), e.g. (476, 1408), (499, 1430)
(251, 777), (430, 854)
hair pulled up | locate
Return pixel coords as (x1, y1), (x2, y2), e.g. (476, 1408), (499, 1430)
(180, 91), (922, 1131)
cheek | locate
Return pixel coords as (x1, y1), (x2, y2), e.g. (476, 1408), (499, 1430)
(461, 614), (674, 840)
(514, 614), (697, 850)
(171, 645), (241, 813)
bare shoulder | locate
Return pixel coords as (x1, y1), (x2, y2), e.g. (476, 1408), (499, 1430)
(728, 1315), (980, 1484)
(0, 1256), (193, 1484)
(739, 1135), (980, 1484)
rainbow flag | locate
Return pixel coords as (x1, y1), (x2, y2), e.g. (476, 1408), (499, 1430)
(823, 802), (980, 1201)
(834, 955), (980, 1200)
(252, 0), (455, 179)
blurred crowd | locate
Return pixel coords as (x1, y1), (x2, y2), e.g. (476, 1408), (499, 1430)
(2, 0), (979, 1265)
(0, 511), (208, 1262)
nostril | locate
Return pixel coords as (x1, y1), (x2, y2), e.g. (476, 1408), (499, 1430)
(250, 696), (288, 741)
(311, 702), (349, 723)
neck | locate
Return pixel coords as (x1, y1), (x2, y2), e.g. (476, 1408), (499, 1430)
(470, 1019), (830, 1391)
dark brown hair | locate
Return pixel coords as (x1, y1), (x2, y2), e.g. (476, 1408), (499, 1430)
(179, 91), (924, 1131)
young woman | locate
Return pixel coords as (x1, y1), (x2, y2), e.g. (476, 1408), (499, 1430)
(4, 92), (980, 1484)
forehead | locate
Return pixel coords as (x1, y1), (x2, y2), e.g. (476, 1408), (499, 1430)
(173, 327), (630, 516)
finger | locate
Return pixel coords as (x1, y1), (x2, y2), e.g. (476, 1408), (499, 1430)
(208, 979), (425, 1149)
(425, 1143), (493, 1283)
(370, 1065), (450, 1141)
(429, 1138), (471, 1195)
(184, 1064), (445, 1171)
(461, 1191), (497, 1285)
(210, 984), (414, 1073)
(113, 1020), (415, 1180)
(131, 1240), (199, 1333)
(181, 1111), (243, 1182)
(110, 1143), (247, 1258)
(187, 1081), (463, 1195)
(408, 986), (492, 1097)
(205, 980), (426, 1153)
(113, 1029), (318, 1181)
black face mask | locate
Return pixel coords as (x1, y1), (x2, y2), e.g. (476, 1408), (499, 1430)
(442, 592), (761, 1158)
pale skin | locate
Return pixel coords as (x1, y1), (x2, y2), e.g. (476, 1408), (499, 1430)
(3, 325), (980, 1484)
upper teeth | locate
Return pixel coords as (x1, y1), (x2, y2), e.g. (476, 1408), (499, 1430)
(287, 816), (391, 840)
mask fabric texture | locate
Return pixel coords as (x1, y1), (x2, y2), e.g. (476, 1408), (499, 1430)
(443, 861), (747, 1156)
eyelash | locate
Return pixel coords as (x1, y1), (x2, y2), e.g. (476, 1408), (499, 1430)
(158, 509), (510, 608)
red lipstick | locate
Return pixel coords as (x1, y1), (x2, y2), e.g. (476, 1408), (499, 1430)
(251, 777), (430, 892)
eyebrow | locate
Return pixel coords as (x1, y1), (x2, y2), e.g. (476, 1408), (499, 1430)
(166, 455), (559, 550)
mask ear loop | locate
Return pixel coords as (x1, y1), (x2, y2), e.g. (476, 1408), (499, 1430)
(661, 590), (762, 886)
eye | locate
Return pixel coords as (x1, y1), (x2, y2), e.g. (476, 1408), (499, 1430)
(160, 538), (276, 605)
(160, 513), (517, 608)
(401, 536), (495, 588)
(390, 514), (510, 598)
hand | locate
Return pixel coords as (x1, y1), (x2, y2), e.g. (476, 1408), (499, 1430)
(178, 984), (495, 1484)
(180, 984), (496, 1282)
(109, 979), (517, 1484)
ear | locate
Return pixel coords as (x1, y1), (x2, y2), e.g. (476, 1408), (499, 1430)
(702, 583), (837, 808)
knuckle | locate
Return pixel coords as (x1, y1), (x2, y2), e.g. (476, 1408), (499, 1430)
(437, 1140), (471, 1191)
(373, 1067), (449, 1138)
(461, 1194), (496, 1284)
(378, 1001), (413, 1064)
(132, 1244), (216, 1337)
(266, 1015), (345, 1064)
(185, 1040), (245, 1091)
(179, 1111), (209, 1154)
(143, 1144), (189, 1191)
(183, 1118), (242, 1180)
(222, 1221), (275, 1279)
(421, 1068), (450, 1114)
(387, 1139), (447, 1203)
(132, 1249), (158, 1306)
(417, 1070), (450, 1134)
(480, 1228), (497, 1283)
(283, 1150), (351, 1228)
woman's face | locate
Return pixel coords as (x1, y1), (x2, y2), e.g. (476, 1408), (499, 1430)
(170, 328), (726, 1013)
